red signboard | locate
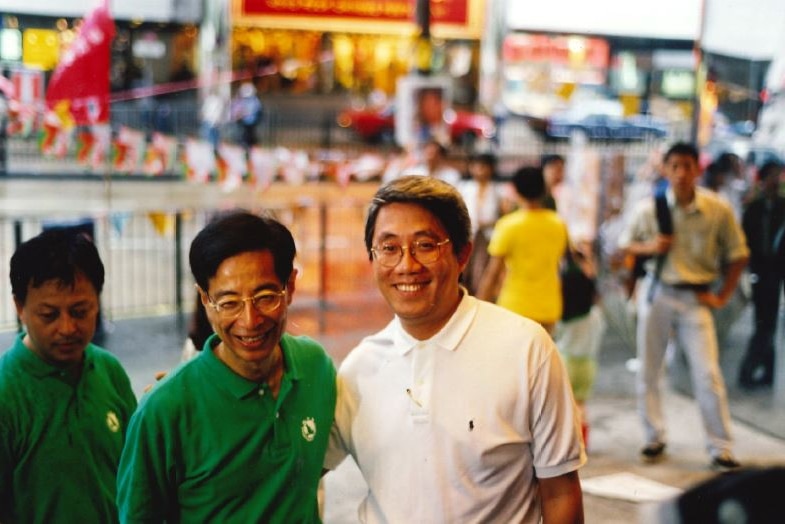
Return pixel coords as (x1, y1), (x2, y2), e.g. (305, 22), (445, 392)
(241, 0), (468, 26)
(503, 33), (610, 70)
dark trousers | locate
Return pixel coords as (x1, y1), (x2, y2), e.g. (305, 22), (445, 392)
(739, 267), (783, 386)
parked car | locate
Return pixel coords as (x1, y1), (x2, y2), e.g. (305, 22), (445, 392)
(546, 112), (668, 141)
(337, 104), (496, 147)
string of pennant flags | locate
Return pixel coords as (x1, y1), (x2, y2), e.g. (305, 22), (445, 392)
(29, 119), (390, 189)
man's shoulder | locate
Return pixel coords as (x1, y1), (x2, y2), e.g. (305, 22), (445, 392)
(86, 344), (126, 370)
(135, 360), (199, 414)
(282, 334), (336, 374)
(339, 321), (397, 370)
(474, 298), (549, 337)
(283, 333), (329, 356)
(0, 349), (21, 399)
(696, 186), (733, 209)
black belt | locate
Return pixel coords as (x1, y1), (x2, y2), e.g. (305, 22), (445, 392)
(666, 282), (710, 292)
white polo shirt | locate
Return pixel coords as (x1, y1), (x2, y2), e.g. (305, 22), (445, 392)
(325, 294), (585, 524)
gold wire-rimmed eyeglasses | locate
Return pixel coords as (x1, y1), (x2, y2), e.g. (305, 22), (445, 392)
(370, 238), (451, 268)
(204, 289), (287, 318)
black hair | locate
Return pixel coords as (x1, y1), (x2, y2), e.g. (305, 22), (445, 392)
(10, 228), (105, 305)
(364, 175), (471, 259)
(716, 152), (742, 172)
(664, 142), (699, 163)
(469, 152), (497, 168)
(423, 139), (448, 158)
(541, 154), (565, 167)
(187, 295), (214, 351)
(758, 160), (783, 180)
(703, 161), (724, 190)
(512, 166), (546, 200)
(189, 210), (296, 291)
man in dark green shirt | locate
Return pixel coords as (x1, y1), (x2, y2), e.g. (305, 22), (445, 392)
(118, 211), (336, 523)
(0, 228), (137, 523)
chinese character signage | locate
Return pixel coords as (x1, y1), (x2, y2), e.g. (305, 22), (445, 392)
(236, 0), (480, 38)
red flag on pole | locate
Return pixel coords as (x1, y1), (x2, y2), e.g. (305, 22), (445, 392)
(45, 0), (115, 125)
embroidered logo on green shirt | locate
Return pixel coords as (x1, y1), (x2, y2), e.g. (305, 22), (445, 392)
(106, 411), (120, 432)
(301, 417), (316, 442)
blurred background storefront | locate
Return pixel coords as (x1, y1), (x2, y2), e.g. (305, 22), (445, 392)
(1, 0), (202, 92)
(482, 0), (701, 131)
(227, 0), (484, 105)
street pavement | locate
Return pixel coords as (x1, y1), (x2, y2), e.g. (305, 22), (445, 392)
(1, 287), (783, 522)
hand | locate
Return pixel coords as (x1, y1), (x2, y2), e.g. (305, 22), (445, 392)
(650, 234), (673, 256)
(696, 291), (726, 309)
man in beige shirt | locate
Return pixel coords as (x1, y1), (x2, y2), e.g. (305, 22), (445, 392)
(619, 142), (749, 471)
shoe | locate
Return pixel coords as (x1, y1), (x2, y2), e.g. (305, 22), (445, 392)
(711, 452), (741, 471)
(640, 442), (666, 463)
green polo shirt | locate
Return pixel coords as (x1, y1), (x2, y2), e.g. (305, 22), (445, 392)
(0, 334), (138, 524)
(117, 333), (337, 523)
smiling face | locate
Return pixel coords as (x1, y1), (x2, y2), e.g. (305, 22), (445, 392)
(371, 202), (470, 340)
(15, 272), (99, 369)
(199, 250), (296, 382)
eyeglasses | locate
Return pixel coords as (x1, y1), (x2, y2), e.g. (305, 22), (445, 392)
(370, 238), (451, 268)
(205, 289), (287, 318)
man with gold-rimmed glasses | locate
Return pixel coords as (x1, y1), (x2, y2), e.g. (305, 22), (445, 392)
(325, 175), (585, 523)
(118, 210), (336, 522)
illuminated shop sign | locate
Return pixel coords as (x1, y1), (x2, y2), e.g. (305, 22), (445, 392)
(236, 0), (479, 38)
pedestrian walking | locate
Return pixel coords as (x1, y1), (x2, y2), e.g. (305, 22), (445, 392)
(618, 142), (749, 470)
(738, 160), (785, 388)
(456, 152), (505, 294)
(230, 82), (262, 148)
(476, 165), (569, 334)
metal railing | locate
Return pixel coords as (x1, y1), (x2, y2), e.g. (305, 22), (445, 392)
(0, 190), (377, 331)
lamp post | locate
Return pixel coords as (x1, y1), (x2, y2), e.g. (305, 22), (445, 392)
(414, 0), (432, 75)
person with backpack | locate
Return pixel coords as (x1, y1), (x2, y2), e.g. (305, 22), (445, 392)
(618, 142), (749, 471)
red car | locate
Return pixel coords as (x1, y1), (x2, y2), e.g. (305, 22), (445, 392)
(337, 104), (496, 146)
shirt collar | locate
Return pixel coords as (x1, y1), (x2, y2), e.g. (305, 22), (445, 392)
(666, 187), (709, 214)
(391, 290), (477, 356)
(9, 333), (92, 379)
(201, 333), (301, 399)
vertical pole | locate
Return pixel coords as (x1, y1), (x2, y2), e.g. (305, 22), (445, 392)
(13, 220), (22, 332)
(318, 202), (328, 333)
(691, 0), (708, 145)
(174, 211), (184, 319)
(414, 0), (432, 75)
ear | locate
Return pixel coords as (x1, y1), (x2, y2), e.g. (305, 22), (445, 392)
(13, 296), (25, 325)
(286, 269), (298, 305)
(196, 285), (211, 309)
(456, 241), (473, 271)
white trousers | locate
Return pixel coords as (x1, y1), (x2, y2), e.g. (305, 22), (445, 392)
(636, 278), (733, 457)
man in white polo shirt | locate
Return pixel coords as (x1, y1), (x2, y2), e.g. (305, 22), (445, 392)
(324, 175), (585, 523)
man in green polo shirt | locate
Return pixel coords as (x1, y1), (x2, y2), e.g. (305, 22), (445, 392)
(117, 210), (336, 523)
(0, 228), (138, 523)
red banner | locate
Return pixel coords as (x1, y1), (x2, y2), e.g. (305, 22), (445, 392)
(45, 0), (115, 125)
(242, 0), (468, 25)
